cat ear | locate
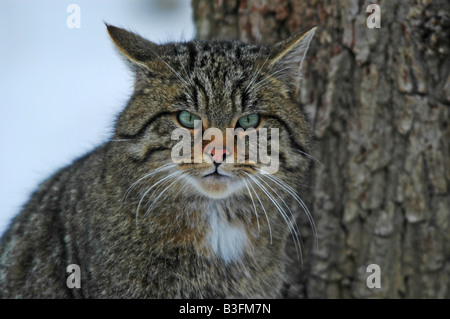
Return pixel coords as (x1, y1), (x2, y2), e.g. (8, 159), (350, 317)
(106, 24), (158, 69)
(268, 26), (317, 93)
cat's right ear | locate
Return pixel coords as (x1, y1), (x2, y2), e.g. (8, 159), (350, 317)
(267, 26), (317, 94)
(106, 24), (158, 69)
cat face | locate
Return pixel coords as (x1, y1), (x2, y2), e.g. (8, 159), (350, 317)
(107, 25), (315, 200)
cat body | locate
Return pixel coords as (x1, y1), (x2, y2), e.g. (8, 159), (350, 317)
(0, 25), (316, 298)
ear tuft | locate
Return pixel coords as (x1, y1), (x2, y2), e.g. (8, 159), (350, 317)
(269, 26), (317, 93)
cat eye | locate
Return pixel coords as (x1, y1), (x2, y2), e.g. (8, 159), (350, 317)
(237, 114), (260, 129)
(178, 111), (201, 129)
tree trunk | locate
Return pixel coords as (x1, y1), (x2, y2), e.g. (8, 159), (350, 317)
(192, 0), (450, 298)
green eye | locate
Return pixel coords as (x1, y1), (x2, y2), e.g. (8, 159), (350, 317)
(178, 110), (201, 129)
(237, 114), (260, 129)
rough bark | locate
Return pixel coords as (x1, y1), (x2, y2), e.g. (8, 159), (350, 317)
(192, 0), (450, 298)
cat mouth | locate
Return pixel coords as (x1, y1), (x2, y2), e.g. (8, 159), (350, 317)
(202, 166), (232, 179)
(194, 166), (240, 198)
(203, 173), (229, 181)
(202, 171), (230, 180)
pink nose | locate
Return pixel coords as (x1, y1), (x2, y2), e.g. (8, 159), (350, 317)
(208, 147), (230, 163)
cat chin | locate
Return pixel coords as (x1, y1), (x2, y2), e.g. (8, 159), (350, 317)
(192, 175), (243, 199)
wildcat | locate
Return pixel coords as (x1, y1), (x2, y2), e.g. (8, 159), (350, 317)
(0, 24), (316, 298)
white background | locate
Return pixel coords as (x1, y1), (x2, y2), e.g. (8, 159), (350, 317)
(0, 0), (195, 235)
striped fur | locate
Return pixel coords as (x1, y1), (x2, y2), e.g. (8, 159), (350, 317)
(0, 25), (316, 298)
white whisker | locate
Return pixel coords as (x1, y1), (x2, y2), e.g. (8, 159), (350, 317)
(247, 173), (303, 263)
(242, 172), (272, 245)
(123, 163), (176, 204)
(296, 149), (323, 166)
(176, 49), (193, 86)
(241, 177), (260, 236)
(245, 52), (271, 93)
(144, 169), (191, 216)
(135, 170), (180, 228)
(252, 66), (292, 92)
(258, 170), (318, 250)
(256, 174), (304, 255)
(155, 54), (194, 101)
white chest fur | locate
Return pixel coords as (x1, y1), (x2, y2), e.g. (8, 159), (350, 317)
(206, 205), (248, 263)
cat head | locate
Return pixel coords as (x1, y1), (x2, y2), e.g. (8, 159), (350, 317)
(107, 24), (316, 200)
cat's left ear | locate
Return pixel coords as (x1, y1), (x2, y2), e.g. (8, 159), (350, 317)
(268, 26), (317, 93)
(106, 23), (158, 70)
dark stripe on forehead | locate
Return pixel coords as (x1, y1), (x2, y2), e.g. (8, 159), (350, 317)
(230, 78), (246, 113)
(234, 44), (241, 60)
(191, 84), (199, 111)
(178, 92), (189, 105)
(193, 77), (209, 111)
(241, 90), (248, 112)
(186, 41), (197, 73)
